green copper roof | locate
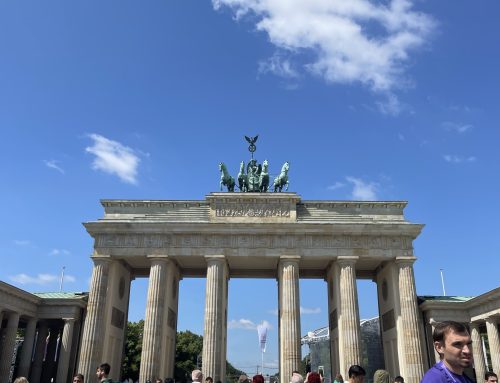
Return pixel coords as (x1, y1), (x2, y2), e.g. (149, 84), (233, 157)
(33, 292), (88, 299)
(418, 295), (473, 303)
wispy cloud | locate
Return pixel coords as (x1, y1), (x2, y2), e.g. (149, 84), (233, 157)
(327, 181), (346, 191)
(300, 306), (321, 314)
(9, 273), (76, 285)
(44, 160), (65, 174)
(85, 134), (140, 184)
(49, 249), (70, 256)
(443, 155), (476, 164)
(346, 176), (379, 200)
(228, 319), (272, 330)
(258, 53), (299, 79)
(14, 240), (31, 246)
(442, 121), (473, 134)
(214, 0), (435, 94)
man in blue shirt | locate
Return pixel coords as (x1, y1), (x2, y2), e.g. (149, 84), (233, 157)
(421, 321), (473, 383)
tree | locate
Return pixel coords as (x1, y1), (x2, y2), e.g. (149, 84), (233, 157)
(122, 320), (144, 381)
(174, 331), (203, 383)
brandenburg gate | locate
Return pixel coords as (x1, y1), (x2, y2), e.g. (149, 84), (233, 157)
(77, 192), (427, 383)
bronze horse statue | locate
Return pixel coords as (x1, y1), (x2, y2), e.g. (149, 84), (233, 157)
(259, 159), (269, 192)
(219, 162), (235, 192)
(273, 161), (289, 192)
(237, 161), (248, 192)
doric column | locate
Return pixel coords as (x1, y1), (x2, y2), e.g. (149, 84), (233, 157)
(278, 256), (301, 383)
(202, 255), (228, 382)
(18, 317), (38, 377)
(470, 322), (486, 383)
(41, 327), (59, 383)
(30, 321), (49, 383)
(0, 311), (20, 383)
(77, 257), (111, 380)
(337, 256), (361, 376)
(56, 318), (76, 383)
(139, 257), (169, 382)
(486, 317), (500, 373)
(396, 257), (425, 383)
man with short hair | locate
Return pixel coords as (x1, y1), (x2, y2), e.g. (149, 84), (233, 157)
(96, 363), (112, 383)
(421, 321), (473, 383)
(394, 376), (404, 383)
(291, 372), (304, 383)
(348, 365), (366, 383)
(192, 370), (203, 383)
(205, 377), (213, 383)
(485, 372), (498, 383)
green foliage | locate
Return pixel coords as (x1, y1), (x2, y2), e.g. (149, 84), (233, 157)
(122, 320), (144, 381)
(174, 331), (203, 383)
(226, 361), (246, 382)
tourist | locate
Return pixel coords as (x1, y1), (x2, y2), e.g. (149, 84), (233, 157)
(253, 375), (265, 383)
(373, 370), (391, 383)
(305, 372), (322, 383)
(155, 379), (163, 383)
(73, 374), (84, 383)
(485, 372), (498, 383)
(14, 378), (29, 383)
(291, 372), (304, 383)
(192, 370), (203, 383)
(420, 321), (474, 383)
(96, 363), (112, 383)
(333, 374), (344, 383)
(205, 377), (213, 383)
(239, 375), (250, 383)
(348, 365), (366, 383)
(394, 376), (404, 383)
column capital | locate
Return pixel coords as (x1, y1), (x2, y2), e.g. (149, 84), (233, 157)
(279, 255), (301, 264)
(395, 256), (417, 266)
(91, 255), (112, 265)
(337, 256), (359, 266)
(204, 255), (227, 264)
(147, 255), (172, 266)
(62, 318), (77, 323)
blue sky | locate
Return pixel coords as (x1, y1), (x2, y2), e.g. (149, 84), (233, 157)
(1, 0), (499, 375)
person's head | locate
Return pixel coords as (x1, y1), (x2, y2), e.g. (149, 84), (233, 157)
(306, 372), (321, 383)
(334, 374), (344, 383)
(485, 372), (498, 383)
(432, 321), (472, 374)
(205, 377), (213, 383)
(155, 379), (163, 383)
(253, 375), (264, 383)
(291, 373), (304, 383)
(239, 375), (249, 383)
(393, 376), (404, 383)
(97, 364), (110, 379)
(348, 365), (366, 383)
(192, 370), (203, 383)
(73, 374), (84, 383)
(373, 370), (390, 383)
(14, 378), (29, 383)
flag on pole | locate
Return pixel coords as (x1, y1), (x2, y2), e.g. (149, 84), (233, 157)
(257, 324), (267, 353)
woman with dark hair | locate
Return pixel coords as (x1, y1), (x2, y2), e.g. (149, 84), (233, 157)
(305, 372), (322, 383)
(253, 375), (265, 383)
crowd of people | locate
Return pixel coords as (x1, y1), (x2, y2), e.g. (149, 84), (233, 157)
(10, 321), (498, 383)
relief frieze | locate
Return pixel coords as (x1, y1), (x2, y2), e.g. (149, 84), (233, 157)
(96, 233), (412, 250)
(215, 203), (290, 217)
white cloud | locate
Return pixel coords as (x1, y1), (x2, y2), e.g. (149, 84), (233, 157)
(213, 0), (435, 93)
(44, 160), (65, 174)
(442, 121), (473, 134)
(14, 240), (31, 246)
(327, 181), (346, 191)
(228, 319), (272, 330)
(300, 306), (321, 314)
(9, 273), (76, 285)
(85, 134), (140, 184)
(376, 93), (403, 116)
(258, 53), (299, 79)
(443, 155), (476, 164)
(346, 176), (379, 200)
(49, 249), (70, 256)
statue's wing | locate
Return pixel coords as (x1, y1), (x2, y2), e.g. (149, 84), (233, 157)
(245, 135), (252, 144)
(253, 135), (259, 143)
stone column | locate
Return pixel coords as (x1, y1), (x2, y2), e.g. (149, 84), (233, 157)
(0, 311), (20, 383)
(56, 318), (76, 383)
(396, 257), (425, 383)
(18, 317), (38, 377)
(77, 257), (111, 380)
(470, 322), (486, 383)
(30, 321), (49, 383)
(202, 255), (228, 382)
(337, 256), (361, 376)
(139, 257), (169, 382)
(486, 317), (500, 374)
(278, 256), (301, 383)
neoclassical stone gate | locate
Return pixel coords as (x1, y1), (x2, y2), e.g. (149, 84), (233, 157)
(77, 193), (427, 383)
